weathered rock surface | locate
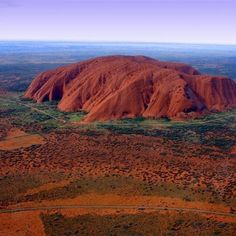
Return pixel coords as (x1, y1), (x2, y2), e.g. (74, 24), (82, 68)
(25, 55), (236, 121)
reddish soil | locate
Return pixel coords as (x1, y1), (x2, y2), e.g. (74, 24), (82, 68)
(0, 128), (45, 151)
(0, 211), (45, 236)
(24, 56), (236, 122)
(1, 131), (235, 203)
(1, 126), (235, 234)
(10, 193), (231, 216)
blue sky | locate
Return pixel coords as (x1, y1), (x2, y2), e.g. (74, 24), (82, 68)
(0, 0), (235, 44)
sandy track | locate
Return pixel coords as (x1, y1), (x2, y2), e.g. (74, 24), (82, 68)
(1, 205), (235, 217)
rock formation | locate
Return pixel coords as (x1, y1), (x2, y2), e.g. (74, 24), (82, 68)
(25, 55), (236, 121)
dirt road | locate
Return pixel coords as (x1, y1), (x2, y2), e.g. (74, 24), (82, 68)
(1, 205), (235, 217)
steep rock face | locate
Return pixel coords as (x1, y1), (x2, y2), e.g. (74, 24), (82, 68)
(25, 55), (236, 121)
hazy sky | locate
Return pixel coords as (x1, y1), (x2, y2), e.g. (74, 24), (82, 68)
(0, 0), (235, 44)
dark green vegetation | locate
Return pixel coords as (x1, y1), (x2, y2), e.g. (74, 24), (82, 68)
(1, 94), (235, 154)
(0, 94), (85, 135)
(96, 111), (236, 153)
(0, 171), (66, 205)
(41, 212), (236, 236)
(0, 63), (66, 91)
(14, 175), (216, 204)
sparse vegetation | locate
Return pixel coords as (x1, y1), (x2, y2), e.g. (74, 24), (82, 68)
(1, 41), (236, 236)
(40, 212), (236, 236)
(0, 172), (66, 205)
(13, 176), (214, 203)
(1, 93), (235, 236)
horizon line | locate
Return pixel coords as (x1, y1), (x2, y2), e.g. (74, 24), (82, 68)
(1, 39), (236, 47)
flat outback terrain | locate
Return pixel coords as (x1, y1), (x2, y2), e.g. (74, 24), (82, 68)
(1, 88), (236, 235)
(0, 44), (236, 236)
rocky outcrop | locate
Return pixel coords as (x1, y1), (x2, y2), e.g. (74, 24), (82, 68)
(25, 55), (236, 121)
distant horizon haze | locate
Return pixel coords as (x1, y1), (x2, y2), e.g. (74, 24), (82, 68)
(1, 40), (236, 47)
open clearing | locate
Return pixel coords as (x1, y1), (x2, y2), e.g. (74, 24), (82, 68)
(0, 128), (44, 150)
